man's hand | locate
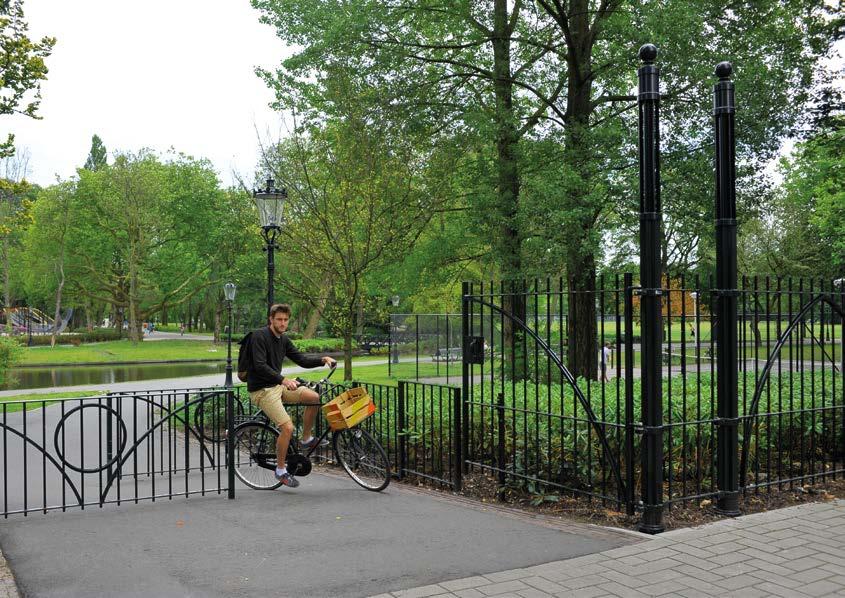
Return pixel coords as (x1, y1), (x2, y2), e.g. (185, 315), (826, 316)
(323, 356), (337, 368)
(282, 377), (299, 390)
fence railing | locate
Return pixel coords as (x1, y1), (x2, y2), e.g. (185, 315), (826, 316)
(0, 387), (233, 517)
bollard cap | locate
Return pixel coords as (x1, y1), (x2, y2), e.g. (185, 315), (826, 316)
(715, 61), (733, 79)
(639, 44), (658, 64)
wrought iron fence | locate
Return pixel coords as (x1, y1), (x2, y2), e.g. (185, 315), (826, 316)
(0, 387), (233, 517)
(455, 274), (844, 522)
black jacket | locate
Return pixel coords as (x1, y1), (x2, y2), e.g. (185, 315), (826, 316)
(246, 326), (323, 392)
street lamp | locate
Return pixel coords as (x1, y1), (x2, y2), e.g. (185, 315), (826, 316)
(390, 295), (400, 366)
(253, 178), (287, 313)
(223, 282), (237, 387)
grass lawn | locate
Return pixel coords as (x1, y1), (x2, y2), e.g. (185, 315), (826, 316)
(0, 391), (105, 413)
(20, 340), (232, 366)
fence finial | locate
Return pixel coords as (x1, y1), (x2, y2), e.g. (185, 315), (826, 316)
(639, 44), (658, 64)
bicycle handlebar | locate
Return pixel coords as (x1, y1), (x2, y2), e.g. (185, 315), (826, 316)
(294, 361), (338, 389)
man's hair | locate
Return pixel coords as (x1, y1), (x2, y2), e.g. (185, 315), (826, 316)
(268, 303), (292, 318)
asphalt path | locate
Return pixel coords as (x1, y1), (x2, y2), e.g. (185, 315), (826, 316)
(0, 471), (640, 597)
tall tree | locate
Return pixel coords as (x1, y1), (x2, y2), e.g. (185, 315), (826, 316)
(254, 0), (838, 379)
(83, 134), (108, 171)
(261, 78), (446, 379)
(0, 0), (54, 158)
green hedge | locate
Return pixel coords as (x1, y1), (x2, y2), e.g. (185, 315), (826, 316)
(23, 329), (123, 346)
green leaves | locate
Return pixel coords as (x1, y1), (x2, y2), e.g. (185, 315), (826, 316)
(0, 0), (55, 158)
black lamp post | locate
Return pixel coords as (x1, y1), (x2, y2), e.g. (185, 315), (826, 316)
(253, 178), (287, 313)
(390, 295), (400, 365)
(223, 282), (237, 387)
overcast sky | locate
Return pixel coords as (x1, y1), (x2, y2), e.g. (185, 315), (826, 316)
(6, 0), (288, 188)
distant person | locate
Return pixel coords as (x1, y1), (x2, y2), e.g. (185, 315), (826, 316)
(601, 341), (613, 382)
(245, 303), (337, 488)
(180, 324), (185, 336)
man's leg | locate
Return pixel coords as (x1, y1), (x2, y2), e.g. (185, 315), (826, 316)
(283, 387), (321, 441)
(277, 420), (293, 467)
(300, 388), (320, 439)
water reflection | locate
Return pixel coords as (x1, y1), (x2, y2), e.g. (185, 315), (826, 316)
(5, 362), (226, 390)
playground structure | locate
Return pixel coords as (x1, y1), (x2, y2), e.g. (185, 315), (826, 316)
(2, 306), (73, 336)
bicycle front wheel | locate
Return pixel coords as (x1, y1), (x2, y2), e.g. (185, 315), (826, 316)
(333, 428), (390, 492)
(233, 422), (282, 490)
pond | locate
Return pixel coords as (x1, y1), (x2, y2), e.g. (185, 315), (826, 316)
(5, 361), (226, 391)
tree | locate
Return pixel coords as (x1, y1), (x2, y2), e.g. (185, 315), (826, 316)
(253, 0), (838, 379)
(21, 181), (72, 345)
(0, 0), (54, 157)
(71, 152), (221, 341)
(83, 135), (108, 171)
(261, 79), (446, 379)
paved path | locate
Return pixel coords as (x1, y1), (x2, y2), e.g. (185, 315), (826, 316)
(0, 474), (635, 597)
(372, 499), (845, 598)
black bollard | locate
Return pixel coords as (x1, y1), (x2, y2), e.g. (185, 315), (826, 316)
(713, 62), (740, 516)
(637, 43), (665, 534)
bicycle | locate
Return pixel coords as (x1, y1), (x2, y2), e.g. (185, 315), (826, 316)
(231, 366), (391, 492)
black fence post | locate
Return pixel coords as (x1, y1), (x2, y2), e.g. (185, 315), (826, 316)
(106, 395), (114, 483)
(496, 391), (506, 491)
(226, 388), (235, 499)
(637, 43), (665, 534)
(623, 272), (636, 516)
(453, 386), (463, 491)
(461, 281), (471, 480)
(398, 381), (407, 480)
(714, 62), (740, 516)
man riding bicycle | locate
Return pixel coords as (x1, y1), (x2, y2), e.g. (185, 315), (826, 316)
(245, 303), (337, 488)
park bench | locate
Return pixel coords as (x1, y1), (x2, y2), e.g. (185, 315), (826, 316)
(432, 347), (462, 362)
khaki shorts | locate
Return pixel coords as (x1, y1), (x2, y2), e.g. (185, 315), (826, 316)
(249, 385), (312, 427)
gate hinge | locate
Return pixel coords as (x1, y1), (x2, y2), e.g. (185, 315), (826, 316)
(711, 289), (740, 298)
(714, 417), (740, 428)
(634, 288), (663, 297)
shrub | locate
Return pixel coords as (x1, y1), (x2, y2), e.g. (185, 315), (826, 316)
(24, 329), (123, 346)
(0, 336), (23, 385)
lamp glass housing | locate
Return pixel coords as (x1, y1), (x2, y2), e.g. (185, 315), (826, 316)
(253, 178), (287, 228)
(224, 282), (237, 301)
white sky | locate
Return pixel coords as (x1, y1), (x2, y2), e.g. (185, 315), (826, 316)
(5, 0), (289, 188)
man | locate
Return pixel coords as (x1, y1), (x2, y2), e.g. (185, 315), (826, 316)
(246, 303), (337, 488)
(601, 341), (613, 382)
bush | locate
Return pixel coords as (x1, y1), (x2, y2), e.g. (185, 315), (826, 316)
(295, 338), (353, 353)
(23, 329), (123, 346)
(0, 336), (23, 385)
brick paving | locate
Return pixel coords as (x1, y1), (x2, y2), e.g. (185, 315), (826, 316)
(371, 500), (845, 598)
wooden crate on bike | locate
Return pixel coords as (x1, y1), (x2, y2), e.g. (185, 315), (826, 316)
(321, 386), (376, 431)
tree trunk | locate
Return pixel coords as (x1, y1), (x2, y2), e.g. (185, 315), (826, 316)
(562, 0), (598, 380)
(303, 293), (328, 339)
(343, 331), (353, 382)
(51, 263), (65, 348)
(3, 234), (9, 331)
(492, 0), (526, 379)
(213, 300), (222, 344)
(356, 297), (365, 337)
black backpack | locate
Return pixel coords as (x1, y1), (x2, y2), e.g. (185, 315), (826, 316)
(236, 331), (254, 382)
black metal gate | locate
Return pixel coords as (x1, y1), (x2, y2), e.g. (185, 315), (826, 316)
(739, 281), (845, 491)
(460, 279), (635, 512)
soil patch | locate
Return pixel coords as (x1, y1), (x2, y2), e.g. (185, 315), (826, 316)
(415, 472), (845, 532)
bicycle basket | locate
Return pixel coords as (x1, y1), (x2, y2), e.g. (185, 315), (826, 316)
(321, 387), (376, 431)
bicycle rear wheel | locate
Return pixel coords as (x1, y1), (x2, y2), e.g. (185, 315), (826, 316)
(333, 428), (390, 492)
(232, 422), (282, 490)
